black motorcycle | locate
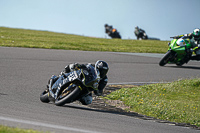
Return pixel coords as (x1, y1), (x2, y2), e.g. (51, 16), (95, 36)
(138, 31), (148, 40)
(105, 24), (121, 39)
(40, 64), (100, 106)
(109, 29), (121, 39)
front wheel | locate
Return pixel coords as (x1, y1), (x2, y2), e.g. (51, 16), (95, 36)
(55, 86), (81, 106)
(176, 61), (184, 66)
(40, 89), (50, 103)
(159, 50), (174, 66)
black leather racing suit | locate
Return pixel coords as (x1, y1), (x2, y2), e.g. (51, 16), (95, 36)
(175, 33), (200, 60)
(64, 63), (108, 96)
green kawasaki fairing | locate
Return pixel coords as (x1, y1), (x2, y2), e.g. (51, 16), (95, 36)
(168, 39), (187, 63)
(159, 38), (192, 66)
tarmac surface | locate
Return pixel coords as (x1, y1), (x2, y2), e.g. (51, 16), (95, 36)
(0, 47), (200, 133)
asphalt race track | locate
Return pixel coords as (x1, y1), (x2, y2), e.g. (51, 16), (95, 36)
(0, 47), (200, 133)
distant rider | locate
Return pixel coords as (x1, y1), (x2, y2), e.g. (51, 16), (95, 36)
(134, 26), (147, 40)
(104, 24), (121, 39)
(104, 24), (113, 37)
(174, 28), (200, 60)
(49, 60), (109, 105)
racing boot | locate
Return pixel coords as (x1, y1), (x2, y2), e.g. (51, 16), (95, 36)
(79, 93), (93, 105)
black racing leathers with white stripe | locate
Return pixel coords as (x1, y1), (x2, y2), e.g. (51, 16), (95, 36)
(64, 63), (108, 96)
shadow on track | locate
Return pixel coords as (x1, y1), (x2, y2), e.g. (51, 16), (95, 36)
(60, 103), (199, 130)
(163, 66), (200, 70)
(62, 104), (145, 119)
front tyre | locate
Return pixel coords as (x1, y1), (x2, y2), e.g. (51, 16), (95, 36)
(176, 61), (184, 66)
(40, 89), (50, 103)
(55, 86), (81, 106)
(159, 50), (173, 66)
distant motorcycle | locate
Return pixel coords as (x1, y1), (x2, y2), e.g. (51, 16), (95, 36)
(40, 64), (100, 106)
(159, 36), (199, 66)
(105, 24), (121, 39)
(109, 29), (121, 39)
(138, 31), (148, 40)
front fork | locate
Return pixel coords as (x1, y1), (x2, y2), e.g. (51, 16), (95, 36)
(167, 50), (177, 63)
(48, 75), (60, 100)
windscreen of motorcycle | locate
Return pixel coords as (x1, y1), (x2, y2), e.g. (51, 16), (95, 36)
(81, 65), (100, 90)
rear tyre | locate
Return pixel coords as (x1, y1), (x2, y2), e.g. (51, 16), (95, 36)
(159, 50), (173, 66)
(40, 89), (50, 103)
(55, 86), (81, 106)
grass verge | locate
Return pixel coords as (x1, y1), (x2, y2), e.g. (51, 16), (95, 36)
(0, 27), (168, 53)
(104, 78), (200, 128)
(0, 125), (47, 133)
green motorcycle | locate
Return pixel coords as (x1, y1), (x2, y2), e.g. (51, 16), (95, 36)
(159, 36), (198, 66)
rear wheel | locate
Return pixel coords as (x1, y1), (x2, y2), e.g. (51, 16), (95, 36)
(55, 86), (81, 106)
(159, 50), (174, 66)
(40, 89), (50, 103)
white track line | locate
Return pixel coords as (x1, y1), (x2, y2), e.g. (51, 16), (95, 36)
(0, 116), (103, 133)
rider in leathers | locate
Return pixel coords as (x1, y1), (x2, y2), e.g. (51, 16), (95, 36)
(174, 28), (200, 60)
(134, 26), (147, 40)
(49, 60), (109, 105)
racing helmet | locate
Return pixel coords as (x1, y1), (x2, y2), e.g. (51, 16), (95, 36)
(95, 60), (109, 78)
(176, 38), (187, 46)
(193, 28), (200, 37)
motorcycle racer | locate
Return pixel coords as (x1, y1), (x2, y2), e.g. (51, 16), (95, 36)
(49, 60), (109, 105)
(104, 24), (113, 36)
(174, 28), (200, 60)
(175, 28), (200, 44)
(104, 24), (121, 39)
(134, 26), (148, 40)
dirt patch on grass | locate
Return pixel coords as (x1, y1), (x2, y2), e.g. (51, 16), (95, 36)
(87, 85), (135, 113)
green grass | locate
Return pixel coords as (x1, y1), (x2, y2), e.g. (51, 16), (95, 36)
(104, 78), (200, 127)
(0, 125), (47, 133)
(0, 27), (168, 53)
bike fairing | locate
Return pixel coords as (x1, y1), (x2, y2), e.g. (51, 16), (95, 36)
(64, 62), (108, 96)
(49, 70), (79, 99)
(40, 61), (109, 106)
(159, 36), (200, 66)
(49, 65), (100, 99)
